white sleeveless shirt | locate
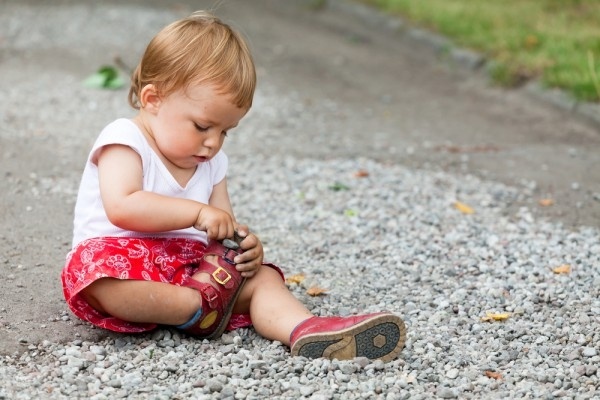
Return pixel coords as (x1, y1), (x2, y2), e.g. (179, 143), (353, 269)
(72, 118), (228, 247)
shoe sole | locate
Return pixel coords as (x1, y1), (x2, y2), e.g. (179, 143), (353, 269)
(291, 313), (407, 362)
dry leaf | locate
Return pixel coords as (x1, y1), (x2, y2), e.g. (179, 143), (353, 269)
(285, 274), (305, 284)
(306, 286), (328, 296)
(481, 312), (511, 322)
(484, 370), (503, 380)
(524, 34), (539, 50)
(538, 198), (554, 207)
(553, 264), (571, 274)
(454, 201), (475, 214)
(354, 169), (369, 178)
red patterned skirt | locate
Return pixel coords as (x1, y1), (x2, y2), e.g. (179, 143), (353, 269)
(61, 237), (283, 334)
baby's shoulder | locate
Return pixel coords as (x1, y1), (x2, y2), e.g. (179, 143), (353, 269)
(101, 118), (141, 136)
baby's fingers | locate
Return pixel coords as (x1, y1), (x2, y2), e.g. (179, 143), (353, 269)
(208, 223), (234, 241)
(234, 245), (259, 264)
(238, 232), (258, 252)
(235, 224), (249, 238)
(235, 261), (261, 278)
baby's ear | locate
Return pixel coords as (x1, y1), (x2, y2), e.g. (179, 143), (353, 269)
(139, 84), (161, 114)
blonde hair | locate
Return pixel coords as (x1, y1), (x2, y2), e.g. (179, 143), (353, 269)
(128, 11), (256, 110)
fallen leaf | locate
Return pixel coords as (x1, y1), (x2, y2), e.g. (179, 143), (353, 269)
(306, 286), (328, 296)
(481, 312), (511, 322)
(553, 264), (571, 274)
(83, 65), (125, 89)
(538, 198), (554, 207)
(344, 209), (358, 217)
(354, 169), (369, 178)
(454, 201), (475, 214)
(329, 182), (350, 191)
(524, 34), (539, 50)
(484, 370), (503, 380)
(285, 274), (305, 284)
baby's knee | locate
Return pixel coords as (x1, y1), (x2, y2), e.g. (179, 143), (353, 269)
(237, 265), (284, 301)
(255, 264), (285, 283)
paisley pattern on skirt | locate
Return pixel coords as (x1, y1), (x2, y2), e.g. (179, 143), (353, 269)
(61, 237), (283, 333)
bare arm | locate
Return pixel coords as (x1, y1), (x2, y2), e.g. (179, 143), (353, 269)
(209, 177), (235, 219)
(97, 144), (234, 239)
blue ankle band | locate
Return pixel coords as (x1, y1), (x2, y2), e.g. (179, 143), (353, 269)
(176, 308), (203, 330)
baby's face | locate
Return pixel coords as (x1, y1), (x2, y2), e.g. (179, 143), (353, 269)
(150, 82), (247, 170)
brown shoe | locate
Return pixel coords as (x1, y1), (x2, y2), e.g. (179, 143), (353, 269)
(290, 312), (407, 362)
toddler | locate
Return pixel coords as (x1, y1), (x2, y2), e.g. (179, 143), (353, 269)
(61, 11), (406, 362)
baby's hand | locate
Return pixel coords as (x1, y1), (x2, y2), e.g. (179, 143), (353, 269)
(233, 226), (264, 278)
(193, 206), (235, 240)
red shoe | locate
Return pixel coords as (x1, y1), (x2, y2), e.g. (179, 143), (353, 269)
(177, 238), (246, 340)
(290, 312), (406, 362)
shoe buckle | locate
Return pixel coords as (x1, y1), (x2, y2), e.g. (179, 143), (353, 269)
(212, 266), (231, 285)
(200, 285), (219, 307)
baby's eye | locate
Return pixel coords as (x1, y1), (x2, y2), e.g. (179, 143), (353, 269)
(222, 131), (228, 137)
(194, 123), (208, 132)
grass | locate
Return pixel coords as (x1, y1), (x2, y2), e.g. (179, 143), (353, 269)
(361, 0), (600, 102)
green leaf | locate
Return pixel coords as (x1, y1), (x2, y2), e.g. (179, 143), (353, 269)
(97, 66), (118, 81)
(344, 209), (358, 217)
(83, 65), (125, 89)
(83, 73), (108, 89)
(105, 75), (125, 89)
(329, 182), (350, 192)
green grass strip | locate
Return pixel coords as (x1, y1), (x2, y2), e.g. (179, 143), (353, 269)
(362, 0), (600, 102)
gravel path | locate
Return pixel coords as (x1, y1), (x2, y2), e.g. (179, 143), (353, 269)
(2, 82), (600, 399)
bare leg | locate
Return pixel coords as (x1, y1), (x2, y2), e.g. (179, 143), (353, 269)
(82, 260), (312, 343)
(230, 266), (313, 345)
(81, 278), (202, 325)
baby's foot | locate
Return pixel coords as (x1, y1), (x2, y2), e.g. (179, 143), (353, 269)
(177, 236), (246, 339)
